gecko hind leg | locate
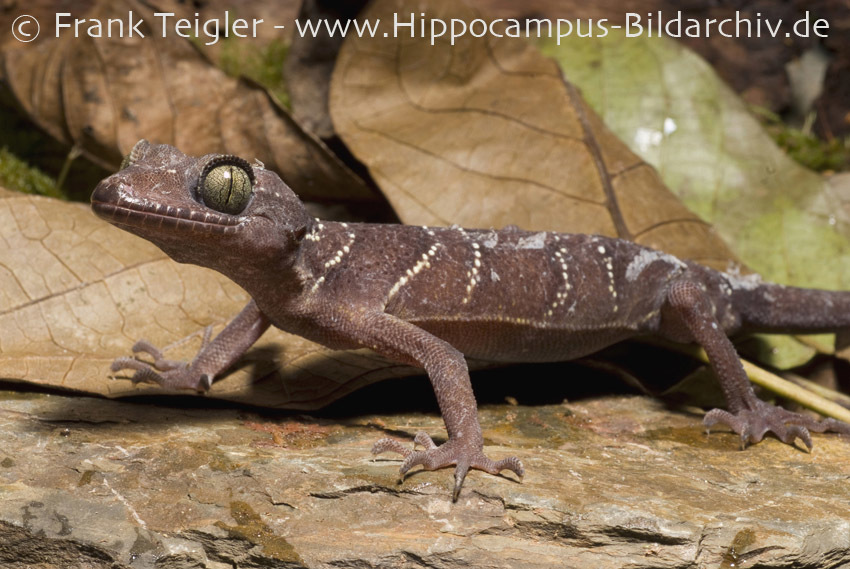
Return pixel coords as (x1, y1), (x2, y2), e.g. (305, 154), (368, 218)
(663, 279), (850, 450)
(373, 431), (524, 500)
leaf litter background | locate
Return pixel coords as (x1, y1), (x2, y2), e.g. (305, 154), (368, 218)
(0, 0), (847, 408)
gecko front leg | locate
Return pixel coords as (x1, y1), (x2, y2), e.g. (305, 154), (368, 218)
(339, 310), (523, 500)
(112, 300), (270, 391)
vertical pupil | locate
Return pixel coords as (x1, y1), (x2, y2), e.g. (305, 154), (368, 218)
(223, 168), (234, 203)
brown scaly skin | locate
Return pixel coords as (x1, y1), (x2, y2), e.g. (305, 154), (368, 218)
(92, 140), (850, 500)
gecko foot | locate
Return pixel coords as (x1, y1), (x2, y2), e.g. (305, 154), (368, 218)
(110, 333), (213, 392)
(704, 399), (850, 450)
(372, 431), (524, 501)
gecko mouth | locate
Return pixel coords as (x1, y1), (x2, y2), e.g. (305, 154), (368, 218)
(91, 180), (244, 234)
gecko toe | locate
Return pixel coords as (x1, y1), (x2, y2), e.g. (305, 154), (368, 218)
(131, 339), (164, 360)
(492, 456), (524, 479)
(399, 449), (436, 475)
(129, 367), (167, 386)
(413, 430), (438, 450)
(371, 431), (439, 464)
(785, 424), (813, 450)
(372, 437), (413, 457)
(703, 408), (738, 435)
(803, 416), (850, 436)
(110, 357), (167, 386)
(110, 356), (143, 373)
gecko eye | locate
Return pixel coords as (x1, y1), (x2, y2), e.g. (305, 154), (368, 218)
(119, 139), (150, 170)
(198, 156), (255, 215)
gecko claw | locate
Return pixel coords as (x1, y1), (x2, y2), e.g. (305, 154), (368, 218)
(372, 432), (524, 501)
(199, 374), (213, 391)
(453, 462), (470, 501)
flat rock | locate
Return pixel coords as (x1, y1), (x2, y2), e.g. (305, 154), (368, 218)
(0, 385), (848, 568)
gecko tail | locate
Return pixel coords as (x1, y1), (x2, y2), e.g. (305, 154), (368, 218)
(732, 281), (850, 335)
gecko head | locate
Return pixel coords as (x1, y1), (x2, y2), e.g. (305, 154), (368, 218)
(91, 140), (312, 273)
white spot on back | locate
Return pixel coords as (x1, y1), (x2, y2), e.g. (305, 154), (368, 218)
(625, 248), (686, 282)
(722, 271), (764, 291)
(305, 221), (325, 242)
(518, 232), (547, 249)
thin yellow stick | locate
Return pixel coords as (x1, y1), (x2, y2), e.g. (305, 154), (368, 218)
(780, 371), (850, 408)
(690, 349), (850, 424)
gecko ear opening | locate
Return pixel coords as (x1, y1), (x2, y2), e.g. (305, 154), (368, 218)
(198, 156), (255, 215)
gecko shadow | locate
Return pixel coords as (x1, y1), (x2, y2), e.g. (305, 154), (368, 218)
(18, 338), (839, 449)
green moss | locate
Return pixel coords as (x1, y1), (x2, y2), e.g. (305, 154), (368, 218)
(218, 37), (290, 109)
(183, 9), (289, 108)
(0, 147), (63, 198)
(754, 108), (850, 173)
(773, 129), (849, 172)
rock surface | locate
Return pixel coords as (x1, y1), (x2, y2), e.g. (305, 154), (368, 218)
(0, 380), (848, 569)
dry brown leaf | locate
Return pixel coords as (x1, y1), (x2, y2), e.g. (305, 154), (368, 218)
(0, 188), (419, 409)
(0, 0), (373, 203)
(329, 0), (736, 267)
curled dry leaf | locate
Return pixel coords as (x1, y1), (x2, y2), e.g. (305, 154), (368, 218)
(0, 0), (373, 203)
(542, 33), (850, 293)
(0, 189), (419, 409)
(329, 0), (737, 268)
